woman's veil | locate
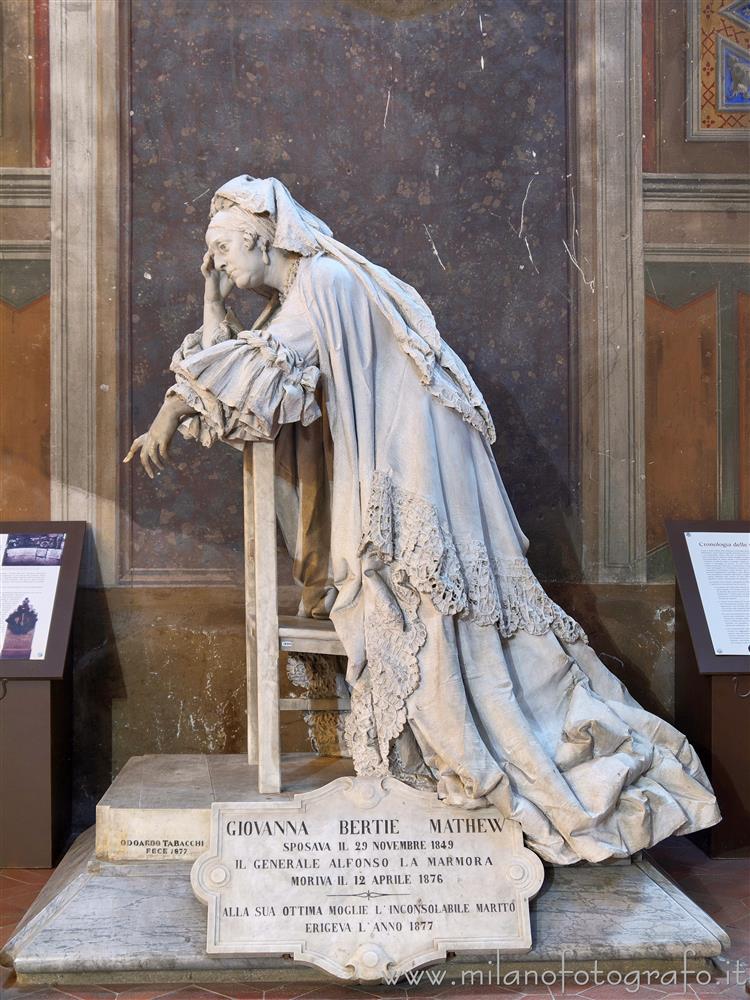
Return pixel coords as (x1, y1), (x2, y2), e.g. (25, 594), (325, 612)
(210, 175), (495, 444)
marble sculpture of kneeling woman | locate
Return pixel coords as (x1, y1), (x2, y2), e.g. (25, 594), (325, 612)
(125, 175), (720, 866)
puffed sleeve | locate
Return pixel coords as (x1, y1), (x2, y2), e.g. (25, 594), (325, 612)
(166, 314), (321, 449)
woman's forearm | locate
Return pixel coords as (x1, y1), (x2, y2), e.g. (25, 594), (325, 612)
(202, 296), (227, 346)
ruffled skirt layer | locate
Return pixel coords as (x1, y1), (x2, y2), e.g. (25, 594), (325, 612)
(400, 592), (719, 864)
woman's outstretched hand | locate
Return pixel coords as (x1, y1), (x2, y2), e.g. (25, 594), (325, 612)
(123, 395), (190, 479)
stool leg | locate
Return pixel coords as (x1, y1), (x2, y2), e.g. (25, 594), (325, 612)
(243, 443), (258, 766)
(253, 441), (281, 793)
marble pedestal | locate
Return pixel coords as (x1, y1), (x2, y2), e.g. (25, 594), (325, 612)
(1, 754), (730, 985)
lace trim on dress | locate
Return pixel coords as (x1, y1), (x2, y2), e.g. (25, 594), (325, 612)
(167, 318), (321, 447)
(359, 469), (587, 645)
(358, 469), (465, 616)
(344, 567), (426, 775)
(430, 340), (496, 444)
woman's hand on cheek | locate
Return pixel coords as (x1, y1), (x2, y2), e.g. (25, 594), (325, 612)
(202, 251), (234, 304)
(202, 252), (222, 303)
(201, 250), (214, 281)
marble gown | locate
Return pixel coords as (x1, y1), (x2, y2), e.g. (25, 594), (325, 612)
(168, 251), (720, 866)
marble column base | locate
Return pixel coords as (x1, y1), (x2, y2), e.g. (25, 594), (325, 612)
(0, 754), (731, 985)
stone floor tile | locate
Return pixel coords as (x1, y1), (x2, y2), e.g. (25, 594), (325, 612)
(649, 839), (706, 864)
(189, 986), (267, 1000)
(0, 982), (70, 1000)
(0, 901), (38, 926)
(15, 990), (67, 1000)
(268, 987), (378, 999)
(360, 987), (409, 1000)
(679, 979), (748, 996)
(0, 881), (40, 899)
(340, 983), (400, 1000)
(256, 987), (366, 1000)
(0, 870), (55, 886)
(377, 981), (448, 996)
(724, 929), (750, 957)
(1, 918), (23, 946)
(726, 910), (750, 929)
(0, 873), (40, 891)
(679, 872), (747, 896)
(691, 986), (748, 999)
(0, 886), (43, 911)
(253, 987), (319, 1000)
(573, 987), (668, 999)
(118, 986), (202, 1000)
(505, 983), (555, 996)
(435, 988), (526, 998)
(428, 991), (527, 999)
(107, 988), (191, 1000)
(228, 989), (313, 1000)
(218, 986), (315, 999)
(170, 991), (227, 1000)
(130, 990), (219, 1000)
(1, 904), (40, 927)
(0, 889), (42, 912)
(54, 988), (119, 1000)
(724, 913), (750, 933)
(421, 990), (524, 999)
(708, 900), (750, 927)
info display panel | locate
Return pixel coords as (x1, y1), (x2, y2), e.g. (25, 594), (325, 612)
(667, 520), (750, 675)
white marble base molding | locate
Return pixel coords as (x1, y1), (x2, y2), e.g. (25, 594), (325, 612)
(1, 754), (730, 985)
(95, 753), (353, 862)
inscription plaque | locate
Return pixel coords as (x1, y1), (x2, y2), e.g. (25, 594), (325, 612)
(191, 775), (544, 981)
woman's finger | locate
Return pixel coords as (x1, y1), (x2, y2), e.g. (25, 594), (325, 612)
(146, 442), (164, 472)
(201, 251), (214, 279)
(122, 434), (146, 463)
(140, 446), (155, 479)
(157, 439), (171, 463)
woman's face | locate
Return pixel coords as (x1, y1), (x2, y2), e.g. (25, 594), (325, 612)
(205, 219), (264, 290)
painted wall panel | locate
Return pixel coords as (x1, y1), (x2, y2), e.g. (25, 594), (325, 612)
(740, 290), (749, 519)
(0, 293), (51, 519)
(0, 0), (34, 166)
(645, 290), (718, 553)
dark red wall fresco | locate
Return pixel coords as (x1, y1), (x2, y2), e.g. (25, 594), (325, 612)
(125, 0), (574, 580)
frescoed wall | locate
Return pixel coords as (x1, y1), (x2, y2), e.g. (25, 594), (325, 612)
(643, 263), (750, 577)
(0, 0), (51, 522)
(0, 263), (51, 519)
(642, 0), (749, 580)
